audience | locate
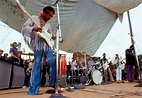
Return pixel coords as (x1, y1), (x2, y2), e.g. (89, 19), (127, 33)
(0, 49), (4, 58)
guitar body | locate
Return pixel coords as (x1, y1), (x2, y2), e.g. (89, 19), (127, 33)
(36, 27), (54, 48)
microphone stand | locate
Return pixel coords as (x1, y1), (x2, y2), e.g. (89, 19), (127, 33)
(49, 1), (65, 98)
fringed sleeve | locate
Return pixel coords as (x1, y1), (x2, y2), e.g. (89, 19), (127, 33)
(21, 16), (35, 49)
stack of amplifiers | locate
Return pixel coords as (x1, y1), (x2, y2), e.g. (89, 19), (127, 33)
(11, 64), (25, 88)
(0, 58), (25, 89)
(0, 59), (12, 89)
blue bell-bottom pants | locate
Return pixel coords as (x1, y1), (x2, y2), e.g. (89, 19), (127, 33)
(27, 48), (56, 95)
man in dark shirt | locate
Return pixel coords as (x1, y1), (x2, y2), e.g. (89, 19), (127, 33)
(100, 53), (109, 83)
(9, 42), (20, 63)
(125, 45), (135, 82)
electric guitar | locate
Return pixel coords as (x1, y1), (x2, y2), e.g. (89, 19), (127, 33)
(15, 0), (54, 48)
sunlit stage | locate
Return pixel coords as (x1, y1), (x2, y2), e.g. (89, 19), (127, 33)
(0, 82), (142, 98)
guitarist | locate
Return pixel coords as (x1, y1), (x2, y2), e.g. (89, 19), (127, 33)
(113, 54), (122, 83)
(21, 6), (56, 95)
(100, 53), (114, 84)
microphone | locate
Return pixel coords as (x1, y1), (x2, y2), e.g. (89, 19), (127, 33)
(53, 0), (60, 6)
(59, 37), (63, 43)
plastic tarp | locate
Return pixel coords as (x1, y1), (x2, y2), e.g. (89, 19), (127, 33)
(0, 0), (141, 55)
(93, 0), (142, 13)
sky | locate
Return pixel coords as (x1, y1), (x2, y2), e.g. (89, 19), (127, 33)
(0, 3), (142, 61)
(95, 4), (142, 60)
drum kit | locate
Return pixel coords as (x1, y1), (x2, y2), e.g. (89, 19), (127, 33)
(85, 61), (103, 85)
(71, 52), (103, 85)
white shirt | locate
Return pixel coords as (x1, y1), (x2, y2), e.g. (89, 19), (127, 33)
(21, 15), (52, 51)
(70, 61), (77, 70)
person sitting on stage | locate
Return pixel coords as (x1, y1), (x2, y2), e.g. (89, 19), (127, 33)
(86, 57), (95, 83)
(69, 59), (78, 83)
(70, 59), (78, 71)
(21, 6), (56, 95)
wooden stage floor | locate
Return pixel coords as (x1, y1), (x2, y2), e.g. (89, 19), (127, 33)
(0, 82), (142, 98)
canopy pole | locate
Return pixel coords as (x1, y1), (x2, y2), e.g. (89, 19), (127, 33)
(127, 11), (142, 86)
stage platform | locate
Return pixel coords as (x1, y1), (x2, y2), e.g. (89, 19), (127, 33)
(0, 82), (142, 98)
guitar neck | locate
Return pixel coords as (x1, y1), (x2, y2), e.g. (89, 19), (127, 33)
(16, 0), (40, 28)
(25, 11), (40, 28)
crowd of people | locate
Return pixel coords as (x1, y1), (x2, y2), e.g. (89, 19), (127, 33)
(0, 49), (10, 60)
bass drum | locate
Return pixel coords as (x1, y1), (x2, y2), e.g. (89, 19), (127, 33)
(91, 70), (102, 85)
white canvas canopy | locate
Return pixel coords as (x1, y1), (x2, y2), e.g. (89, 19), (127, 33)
(0, 0), (141, 55)
(93, 0), (142, 13)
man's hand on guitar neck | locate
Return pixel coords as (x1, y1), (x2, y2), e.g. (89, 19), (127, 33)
(32, 27), (42, 32)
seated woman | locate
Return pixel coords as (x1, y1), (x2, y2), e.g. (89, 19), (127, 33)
(69, 59), (78, 84)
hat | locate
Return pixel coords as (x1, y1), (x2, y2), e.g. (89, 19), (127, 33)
(0, 49), (4, 52)
(4, 53), (8, 56)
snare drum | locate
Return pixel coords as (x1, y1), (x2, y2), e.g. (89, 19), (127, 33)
(91, 69), (102, 85)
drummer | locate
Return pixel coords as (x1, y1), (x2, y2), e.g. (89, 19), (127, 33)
(87, 57), (95, 69)
(95, 57), (102, 70)
(86, 57), (95, 80)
